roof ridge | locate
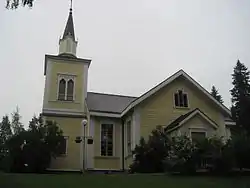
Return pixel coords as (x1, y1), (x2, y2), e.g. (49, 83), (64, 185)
(87, 91), (137, 98)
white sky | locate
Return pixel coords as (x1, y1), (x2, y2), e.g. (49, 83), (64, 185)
(0, 0), (250, 126)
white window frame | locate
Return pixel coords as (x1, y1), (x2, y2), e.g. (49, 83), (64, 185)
(126, 120), (132, 155)
(173, 89), (189, 108)
(57, 74), (76, 101)
(189, 128), (207, 142)
(100, 122), (115, 157)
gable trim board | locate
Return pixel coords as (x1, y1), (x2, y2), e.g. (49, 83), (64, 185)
(90, 111), (121, 118)
(165, 108), (218, 133)
(121, 70), (231, 117)
(42, 108), (87, 118)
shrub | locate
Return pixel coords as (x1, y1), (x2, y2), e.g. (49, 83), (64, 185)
(4, 116), (64, 173)
(129, 129), (170, 173)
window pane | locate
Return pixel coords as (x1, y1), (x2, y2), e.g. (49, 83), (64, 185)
(183, 94), (188, 107)
(101, 124), (113, 156)
(67, 79), (74, 101)
(191, 132), (206, 143)
(174, 93), (179, 106)
(58, 137), (67, 155)
(178, 90), (184, 107)
(58, 79), (66, 100)
(127, 121), (131, 154)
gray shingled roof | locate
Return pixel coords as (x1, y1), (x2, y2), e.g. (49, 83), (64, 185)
(86, 92), (137, 114)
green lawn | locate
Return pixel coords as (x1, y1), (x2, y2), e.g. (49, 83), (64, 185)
(1, 173), (250, 188)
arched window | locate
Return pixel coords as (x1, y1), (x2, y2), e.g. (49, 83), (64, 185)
(58, 79), (66, 100)
(67, 79), (74, 101)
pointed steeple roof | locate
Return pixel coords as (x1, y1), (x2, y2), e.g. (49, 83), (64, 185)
(62, 8), (75, 41)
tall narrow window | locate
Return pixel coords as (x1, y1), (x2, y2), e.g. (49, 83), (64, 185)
(67, 79), (74, 101)
(58, 79), (66, 100)
(174, 90), (189, 108)
(101, 124), (113, 156)
(174, 93), (179, 106)
(58, 136), (68, 155)
(127, 121), (132, 155)
(183, 93), (188, 107)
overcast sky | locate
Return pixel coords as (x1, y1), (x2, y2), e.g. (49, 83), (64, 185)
(1, 0), (250, 126)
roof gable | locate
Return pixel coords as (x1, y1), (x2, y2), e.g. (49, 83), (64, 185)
(165, 108), (218, 133)
(121, 70), (231, 116)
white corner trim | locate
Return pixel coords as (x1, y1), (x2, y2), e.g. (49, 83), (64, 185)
(86, 118), (95, 169)
(90, 111), (121, 118)
(42, 60), (52, 108)
(83, 64), (88, 100)
(121, 70), (231, 116)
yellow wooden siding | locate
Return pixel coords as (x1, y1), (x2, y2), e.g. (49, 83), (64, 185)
(125, 156), (133, 169)
(45, 116), (85, 170)
(46, 61), (85, 111)
(92, 117), (122, 170)
(139, 76), (224, 139)
(94, 157), (120, 170)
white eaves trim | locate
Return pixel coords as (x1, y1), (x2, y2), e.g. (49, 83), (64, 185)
(90, 111), (121, 118)
(121, 70), (231, 116)
(42, 108), (84, 116)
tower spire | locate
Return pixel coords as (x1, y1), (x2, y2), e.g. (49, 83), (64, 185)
(59, 0), (77, 57)
(62, 0), (75, 41)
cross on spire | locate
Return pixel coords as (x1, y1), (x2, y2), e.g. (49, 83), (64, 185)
(70, 0), (73, 12)
(62, 0), (75, 40)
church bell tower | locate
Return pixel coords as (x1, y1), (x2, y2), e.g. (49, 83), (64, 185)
(41, 1), (91, 171)
(59, 6), (78, 57)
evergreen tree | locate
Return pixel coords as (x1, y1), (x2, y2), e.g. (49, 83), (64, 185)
(6, 0), (33, 9)
(11, 107), (24, 135)
(230, 60), (250, 133)
(0, 115), (12, 143)
(210, 85), (224, 104)
(0, 115), (12, 160)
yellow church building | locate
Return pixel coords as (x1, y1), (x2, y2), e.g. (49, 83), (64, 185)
(42, 8), (235, 172)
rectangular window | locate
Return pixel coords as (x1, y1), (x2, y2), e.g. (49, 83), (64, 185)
(183, 94), (188, 107)
(174, 90), (189, 108)
(127, 121), (132, 155)
(58, 137), (68, 155)
(174, 93), (179, 106)
(179, 90), (184, 106)
(101, 124), (113, 156)
(191, 132), (206, 143)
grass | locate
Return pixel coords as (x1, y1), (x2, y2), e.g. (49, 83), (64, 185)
(1, 173), (250, 188)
